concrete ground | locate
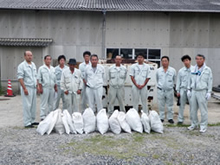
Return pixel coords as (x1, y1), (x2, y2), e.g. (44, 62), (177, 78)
(0, 95), (219, 128)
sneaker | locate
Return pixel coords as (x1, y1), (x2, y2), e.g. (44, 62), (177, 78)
(199, 128), (207, 133)
(168, 119), (174, 124)
(187, 125), (197, 131)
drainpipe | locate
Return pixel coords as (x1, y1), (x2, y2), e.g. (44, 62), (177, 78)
(102, 10), (106, 59)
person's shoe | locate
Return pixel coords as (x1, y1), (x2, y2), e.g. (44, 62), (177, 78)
(199, 128), (207, 133)
(187, 125), (197, 131)
(177, 121), (183, 125)
(31, 122), (39, 126)
(25, 125), (34, 128)
(168, 119), (174, 124)
(41, 119), (44, 121)
(161, 119), (164, 123)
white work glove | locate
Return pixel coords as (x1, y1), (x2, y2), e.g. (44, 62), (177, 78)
(205, 93), (211, 100)
(187, 90), (191, 98)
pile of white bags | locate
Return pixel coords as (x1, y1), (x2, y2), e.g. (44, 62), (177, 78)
(37, 108), (163, 135)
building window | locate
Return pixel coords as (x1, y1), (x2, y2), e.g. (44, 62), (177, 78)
(120, 48), (132, 59)
(148, 49), (161, 67)
(106, 48), (119, 59)
(106, 48), (161, 67)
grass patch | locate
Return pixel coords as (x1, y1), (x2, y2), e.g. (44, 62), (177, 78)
(132, 133), (145, 142)
(208, 122), (220, 127)
(11, 126), (25, 130)
(152, 154), (160, 159)
(165, 124), (190, 128)
(60, 134), (149, 160)
(166, 122), (220, 128)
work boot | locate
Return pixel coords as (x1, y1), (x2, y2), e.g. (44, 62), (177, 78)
(168, 119), (174, 124)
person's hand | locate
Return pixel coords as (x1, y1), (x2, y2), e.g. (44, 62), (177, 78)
(37, 86), (43, 94)
(187, 90), (191, 98)
(135, 84), (141, 89)
(77, 90), (81, 94)
(64, 91), (69, 95)
(177, 93), (180, 97)
(54, 86), (58, 92)
(23, 88), (29, 95)
(206, 93), (211, 100)
(139, 85), (145, 89)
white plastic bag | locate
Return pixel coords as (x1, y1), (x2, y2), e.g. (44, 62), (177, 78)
(109, 110), (121, 134)
(149, 110), (163, 134)
(72, 112), (84, 134)
(117, 111), (132, 133)
(125, 108), (143, 133)
(54, 109), (65, 135)
(46, 109), (59, 135)
(62, 111), (70, 134)
(96, 109), (109, 134)
(36, 111), (54, 135)
(140, 110), (151, 134)
(63, 110), (76, 134)
(83, 108), (96, 134)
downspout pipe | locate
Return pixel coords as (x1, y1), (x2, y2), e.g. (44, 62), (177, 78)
(102, 10), (106, 59)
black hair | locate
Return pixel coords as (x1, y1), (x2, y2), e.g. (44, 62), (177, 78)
(83, 51), (91, 57)
(136, 53), (145, 58)
(90, 54), (98, 60)
(161, 56), (169, 61)
(196, 54), (205, 60)
(44, 55), (51, 60)
(58, 55), (66, 63)
(181, 55), (191, 62)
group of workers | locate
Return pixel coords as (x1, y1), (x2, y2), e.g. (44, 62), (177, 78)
(17, 50), (212, 133)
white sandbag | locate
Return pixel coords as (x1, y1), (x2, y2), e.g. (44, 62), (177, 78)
(62, 111), (70, 134)
(46, 109), (59, 135)
(140, 110), (151, 134)
(117, 111), (132, 133)
(83, 108), (96, 134)
(72, 112), (84, 134)
(109, 110), (121, 134)
(125, 108), (143, 133)
(96, 109), (109, 134)
(36, 111), (54, 135)
(63, 110), (76, 134)
(149, 110), (163, 134)
(54, 109), (65, 135)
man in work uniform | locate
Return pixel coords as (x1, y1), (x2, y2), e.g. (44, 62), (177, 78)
(108, 55), (127, 115)
(176, 55), (195, 125)
(61, 59), (83, 114)
(156, 56), (176, 124)
(54, 55), (68, 110)
(187, 54), (213, 133)
(79, 51), (91, 111)
(37, 55), (57, 120)
(17, 51), (38, 128)
(84, 54), (105, 112)
(130, 53), (151, 114)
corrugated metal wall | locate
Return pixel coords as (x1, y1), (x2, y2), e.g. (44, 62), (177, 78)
(0, 10), (220, 93)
